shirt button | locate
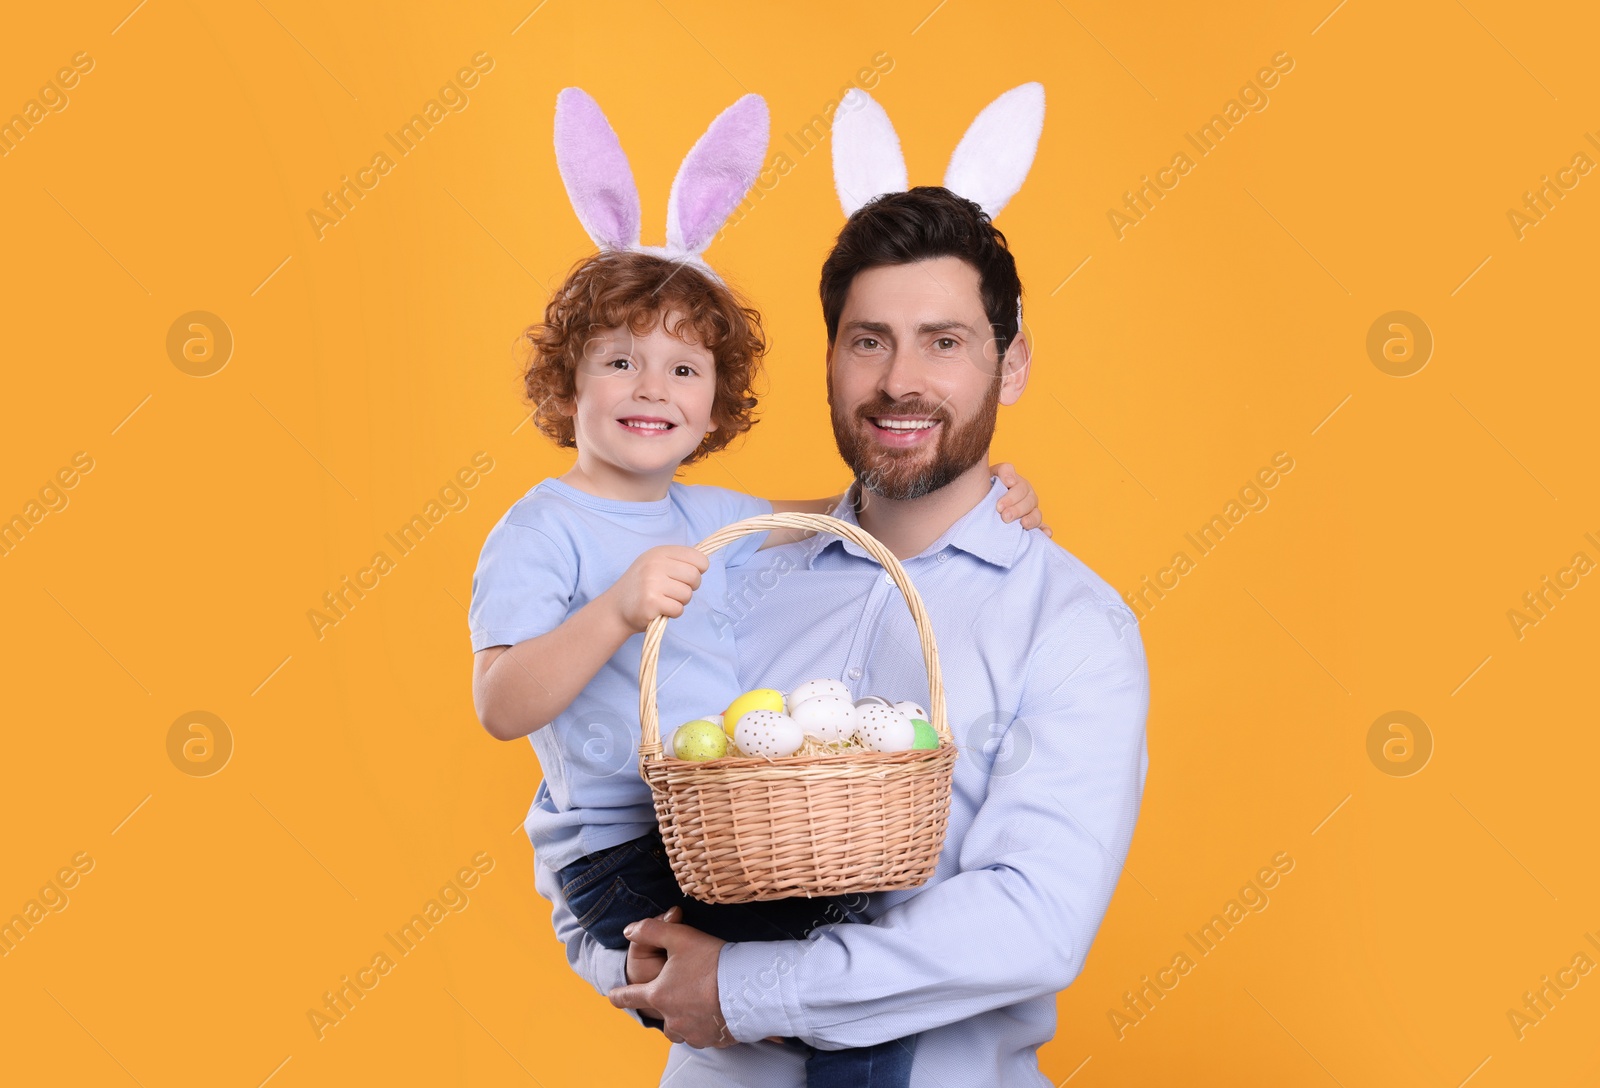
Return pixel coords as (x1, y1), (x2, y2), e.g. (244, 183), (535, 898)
(937, 551), (949, 563)
(885, 573), (895, 585)
(848, 666), (862, 680)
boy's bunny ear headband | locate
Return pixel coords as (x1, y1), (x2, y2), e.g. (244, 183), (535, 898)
(554, 87), (769, 281)
(831, 82), (1045, 333)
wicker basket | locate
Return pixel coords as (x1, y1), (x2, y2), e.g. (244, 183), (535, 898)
(637, 512), (957, 904)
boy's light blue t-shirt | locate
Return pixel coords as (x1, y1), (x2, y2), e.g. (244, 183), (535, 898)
(469, 477), (772, 873)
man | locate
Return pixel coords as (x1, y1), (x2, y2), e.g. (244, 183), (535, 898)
(533, 186), (1150, 1086)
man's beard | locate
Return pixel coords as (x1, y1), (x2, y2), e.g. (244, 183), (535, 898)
(828, 370), (1001, 502)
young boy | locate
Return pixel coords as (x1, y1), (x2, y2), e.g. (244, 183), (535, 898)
(469, 250), (1041, 1084)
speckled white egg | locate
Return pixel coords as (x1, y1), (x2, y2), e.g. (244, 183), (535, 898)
(791, 678), (852, 706)
(734, 709), (804, 758)
(854, 695), (892, 710)
(853, 704), (916, 752)
(789, 694), (856, 743)
(893, 700), (929, 722)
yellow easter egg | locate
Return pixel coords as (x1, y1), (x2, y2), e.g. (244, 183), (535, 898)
(723, 688), (784, 737)
(672, 719), (728, 761)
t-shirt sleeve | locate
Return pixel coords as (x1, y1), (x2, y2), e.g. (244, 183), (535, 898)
(468, 519), (578, 653)
(694, 486), (773, 570)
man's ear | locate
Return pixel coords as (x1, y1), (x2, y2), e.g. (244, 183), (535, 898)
(998, 332), (1031, 406)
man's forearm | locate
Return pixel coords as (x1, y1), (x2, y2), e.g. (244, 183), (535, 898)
(717, 611), (1150, 1049)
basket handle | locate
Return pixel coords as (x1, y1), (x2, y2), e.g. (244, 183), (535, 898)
(638, 512), (950, 765)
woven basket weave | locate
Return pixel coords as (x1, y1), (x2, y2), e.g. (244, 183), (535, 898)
(637, 512), (958, 904)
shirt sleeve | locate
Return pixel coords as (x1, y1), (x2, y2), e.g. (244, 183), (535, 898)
(715, 599), (1151, 1049)
(532, 853), (644, 1026)
(692, 485), (773, 570)
(468, 519), (577, 652)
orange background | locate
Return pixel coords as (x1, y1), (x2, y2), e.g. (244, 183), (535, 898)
(3, 1), (1597, 1085)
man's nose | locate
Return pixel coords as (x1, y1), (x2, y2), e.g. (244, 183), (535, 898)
(879, 344), (925, 402)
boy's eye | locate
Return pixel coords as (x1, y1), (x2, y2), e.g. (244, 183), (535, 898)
(673, 365), (698, 378)
(608, 357), (633, 371)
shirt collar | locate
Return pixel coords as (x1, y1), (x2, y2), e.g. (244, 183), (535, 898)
(805, 475), (1025, 571)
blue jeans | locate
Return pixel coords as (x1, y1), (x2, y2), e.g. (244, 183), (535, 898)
(556, 824), (917, 1088)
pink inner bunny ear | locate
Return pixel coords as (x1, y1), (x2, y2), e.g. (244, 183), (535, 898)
(665, 94), (769, 255)
(554, 87), (641, 250)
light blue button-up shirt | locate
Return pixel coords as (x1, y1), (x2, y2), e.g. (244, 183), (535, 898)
(534, 475), (1150, 1087)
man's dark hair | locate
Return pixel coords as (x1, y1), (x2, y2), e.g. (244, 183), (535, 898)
(819, 186), (1023, 358)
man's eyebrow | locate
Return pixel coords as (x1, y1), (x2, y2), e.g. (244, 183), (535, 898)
(916, 320), (980, 335)
(841, 320), (894, 336)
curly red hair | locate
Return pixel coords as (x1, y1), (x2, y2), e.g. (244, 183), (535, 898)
(518, 251), (767, 466)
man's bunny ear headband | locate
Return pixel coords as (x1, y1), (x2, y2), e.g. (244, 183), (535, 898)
(554, 87), (769, 281)
(831, 82), (1045, 332)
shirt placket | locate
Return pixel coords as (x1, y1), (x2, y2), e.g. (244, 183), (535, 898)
(840, 557), (898, 690)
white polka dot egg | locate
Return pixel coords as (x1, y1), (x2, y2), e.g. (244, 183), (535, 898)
(790, 677), (852, 706)
(789, 694), (856, 744)
(852, 704), (916, 752)
(733, 708), (804, 759)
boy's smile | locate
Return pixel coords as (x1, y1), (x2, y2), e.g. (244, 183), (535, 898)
(559, 312), (718, 501)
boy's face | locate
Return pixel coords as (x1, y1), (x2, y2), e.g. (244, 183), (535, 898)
(565, 312), (718, 484)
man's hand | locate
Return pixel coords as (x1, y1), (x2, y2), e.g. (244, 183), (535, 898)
(610, 914), (735, 1049)
(623, 905), (682, 1022)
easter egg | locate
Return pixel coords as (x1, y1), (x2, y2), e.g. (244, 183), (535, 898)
(791, 678), (852, 706)
(724, 689), (784, 738)
(853, 705), (916, 752)
(853, 695), (892, 710)
(672, 719), (728, 761)
(893, 700), (929, 722)
(734, 709), (804, 758)
(790, 694), (856, 743)
(910, 719), (939, 749)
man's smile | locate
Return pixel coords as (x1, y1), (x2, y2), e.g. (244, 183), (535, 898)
(865, 414), (942, 448)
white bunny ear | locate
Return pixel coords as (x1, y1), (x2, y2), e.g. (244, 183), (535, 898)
(665, 94), (770, 257)
(831, 88), (908, 217)
(553, 87), (642, 250)
(943, 83), (1045, 218)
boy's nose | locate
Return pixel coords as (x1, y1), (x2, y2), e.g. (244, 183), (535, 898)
(633, 370), (669, 401)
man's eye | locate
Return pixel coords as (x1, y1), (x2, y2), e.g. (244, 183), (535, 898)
(934, 337), (957, 350)
(857, 338), (880, 350)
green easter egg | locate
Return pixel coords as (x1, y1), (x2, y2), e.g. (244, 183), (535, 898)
(911, 719), (939, 749)
(673, 719), (728, 761)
